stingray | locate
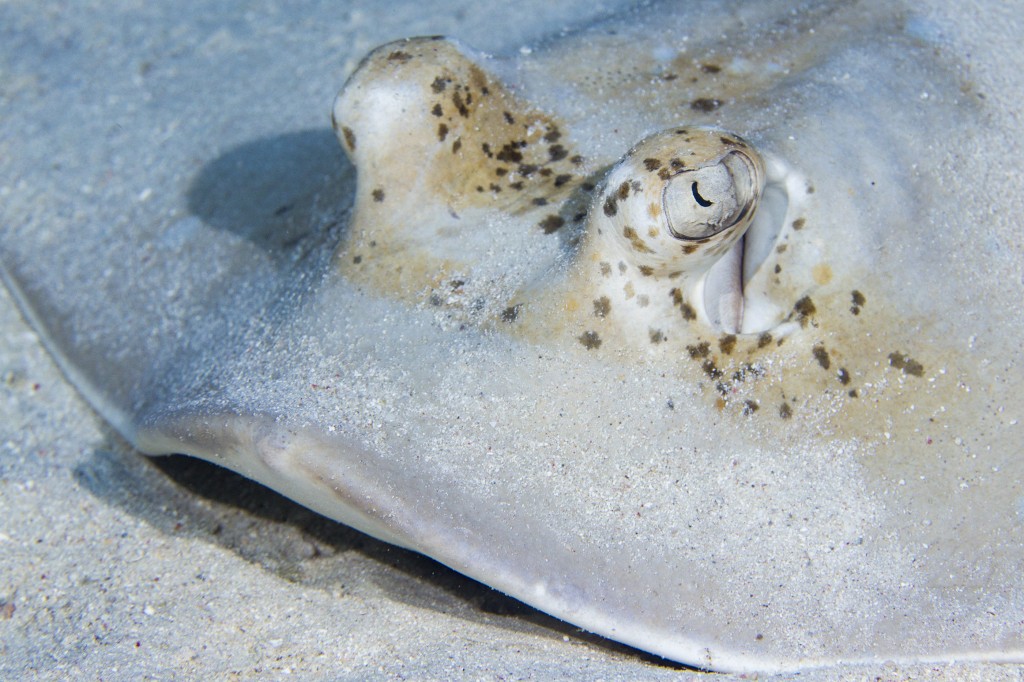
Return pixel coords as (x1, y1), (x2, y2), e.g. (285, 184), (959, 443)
(2, 0), (1023, 673)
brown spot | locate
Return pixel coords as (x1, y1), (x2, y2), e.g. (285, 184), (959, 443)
(837, 367), (851, 385)
(532, 197), (548, 206)
(650, 329), (665, 344)
(743, 400), (759, 416)
(851, 290), (866, 315)
(701, 63), (722, 73)
(812, 345), (831, 370)
(495, 143), (522, 163)
(757, 333), (772, 348)
(570, 154), (584, 165)
(603, 196), (618, 216)
(353, 255), (362, 264)
(431, 76), (447, 93)
(691, 98), (722, 113)
(779, 403), (793, 419)
(341, 126), (356, 151)
(622, 226), (654, 254)
(593, 296), (611, 317)
(680, 303), (697, 321)
(372, 188), (385, 202)
(617, 181), (631, 200)
(687, 342), (711, 359)
(387, 50), (412, 62)
(638, 265), (654, 277)
(503, 111), (515, 124)
(793, 296), (816, 323)
(719, 335), (737, 355)
(888, 352), (925, 377)
(792, 217), (806, 230)
(682, 244), (699, 254)
(643, 158), (662, 171)
(774, 264), (782, 274)
(436, 121), (451, 141)
(549, 144), (568, 162)
(669, 158), (685, 171)
(452, 91), (469, 117)
(539, 215), (565, 233)
(599, 262), (612, 277)
(702, 360), (723, 379)
(431, 103), (443, 117)
(812, 263), (833, 285)
(579, 331), (602, 349)
(501, 304), (522, 322)
(452, 138), (462, 154)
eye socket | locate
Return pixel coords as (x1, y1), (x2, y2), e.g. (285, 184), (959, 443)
(663, 151), (757, 240)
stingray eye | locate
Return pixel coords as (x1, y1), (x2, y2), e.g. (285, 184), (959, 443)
(664, 151), (758, 240)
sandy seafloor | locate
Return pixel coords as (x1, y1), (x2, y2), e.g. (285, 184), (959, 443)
(2, 0), (1024, 679)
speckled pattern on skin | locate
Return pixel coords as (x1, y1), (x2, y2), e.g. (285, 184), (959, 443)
(329, 37), (973, 443)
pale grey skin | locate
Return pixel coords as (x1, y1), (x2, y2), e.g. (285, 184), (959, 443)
(2, 0), (1023, 673)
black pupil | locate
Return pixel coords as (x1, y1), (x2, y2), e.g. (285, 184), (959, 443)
(691, 181), (713, 207)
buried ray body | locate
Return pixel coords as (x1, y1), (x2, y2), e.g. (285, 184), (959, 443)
(4, 0), (1024, 674)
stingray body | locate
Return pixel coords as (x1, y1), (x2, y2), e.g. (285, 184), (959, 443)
(2, 0), (1023, 673)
